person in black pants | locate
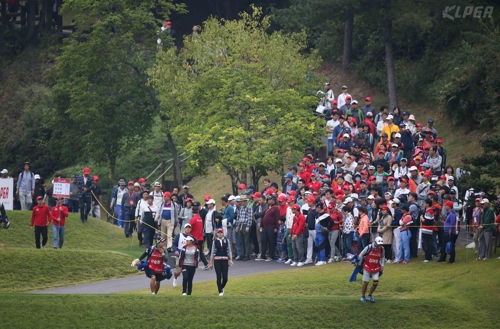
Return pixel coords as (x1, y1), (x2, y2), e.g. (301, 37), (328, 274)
(77, 168), (94, 223)
(257, 196), (280, 261)
(210, 229), (233, 296)
(179, 236), (199, 295)
(30, 196), (51, 249)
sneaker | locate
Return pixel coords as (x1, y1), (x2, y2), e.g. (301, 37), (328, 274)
(203, 265), (210, 270)
(41, 245), (45, 249)
(368, 295), (375, 303)
(182, 293), (187, 296)
(341, 258), (348, 262)
(385, 260), (392, 264)
(151, 292), (156, 295)
(402, 260), (408, 264)
(276, 258), (283, 263)
(360, 297), (367, 303)
(255, 257), (264, 261)
(290, 262), (297, 266)
(265, 258), (272, 262)
(53, 247), (58, 249)
(235, 256), (242, 261)
(422, 260), (429, 263)
(219, 292), (224, 296)
(315, 261), (326, 266)
(304, 260), (313, 265)
(284, 259), (292, 265)
(483, 258), (487, 261)
(172, 277), (177, 287)
(448, 261), (455, 264)
(327, 258), (335, 264)
(256, 254), (261, 258)
(297, 262), (305, 267)
(393, 261), (399, 264)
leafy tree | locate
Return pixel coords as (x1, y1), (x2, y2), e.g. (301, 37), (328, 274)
(48, 0), (186, 180)
(151, 6), (324, 194)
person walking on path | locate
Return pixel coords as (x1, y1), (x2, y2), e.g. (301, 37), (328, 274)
(156, 191), (180, 252)
(16, 162), (35, 210)
(50, 197), (68, 249)
(210, 228), (233, 296)
(359, 236), (385, 303)
(478, 198), (495, 260)
(172, 224), (192, 288)
(437, 201), (458, 264)
(179, 236), (199, 295)
(77, 167), (94, 223)
(30, 196), (50, 249)
(134, 238), (169, 295)
(138, 195), (159, 248)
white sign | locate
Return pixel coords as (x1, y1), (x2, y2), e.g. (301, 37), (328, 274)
(0, 178), (14, 210)
(53, 178), (71, 198)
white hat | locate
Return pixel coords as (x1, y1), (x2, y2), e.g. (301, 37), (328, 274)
(134, 182), (140, 187)
(343, 133), (350, 138)
(234, 196), (241, 202)
(183, 185), (189, 189)
(409, 114), (416, 121)
(480, 198), (489, 204)
(304, 191), (312, 196)
(367, 195), (375, 200)
(342, 85), (348, 89)
(344, 174), (353, 183)
(352, 100), (358, 104)
(367, 112), (373, 117)
(154, 181), (161, 187)
(206, 199), (216, 205)
(394, 133), (401, 138)
(375, 237), (384, 245)
(34, 174), (41, 179)
(335, 158), (343, 164)
(0, 169), (7, 174)
(387, 115), (394, 120)
(351, 193), (358, 200)
(228, 195), (235, 201)
(392, 198), (400, 204)
(391, 143), (399, 148)
(368, 165), (375, 170)
(185, 236), (195, 242)
(343, 197), (353, 204)
(409, 166), (418, 171)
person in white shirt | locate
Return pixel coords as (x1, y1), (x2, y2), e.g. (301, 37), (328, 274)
(337, 85), (351, 109)
(149, 182), (164, 208)
(394, 159), (409, 179)
(322, 82), (335, 109)
(135, 191), (150, 246)
(326, 114), (339, 155)
(394, 178), (411, 199)
(110, 181), (127, 228)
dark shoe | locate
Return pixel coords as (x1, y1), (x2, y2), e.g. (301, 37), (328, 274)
(437, 259), (445, 263)
(242, 257), (250, 261)
(125, 234), (130, 238)
(448, 261), (455, 264)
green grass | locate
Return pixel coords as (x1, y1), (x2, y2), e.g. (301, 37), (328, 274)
(1, 248), (498, 328)
(0, 211), (144, 291)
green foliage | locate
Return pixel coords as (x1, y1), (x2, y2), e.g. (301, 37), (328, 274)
(151, 7), (324, 192)
(47, 0), (186, 179)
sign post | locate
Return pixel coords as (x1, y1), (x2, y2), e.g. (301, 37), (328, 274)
(0, 178), (14, 210)
(53, 178), (71, 199)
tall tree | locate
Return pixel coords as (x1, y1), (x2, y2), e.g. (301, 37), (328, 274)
(383, 0), (397, 110)
(151, 6), (324, 194)
(48, 0), (186, 180)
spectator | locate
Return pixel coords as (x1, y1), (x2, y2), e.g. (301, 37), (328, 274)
(50, 197), (69, 249)
(478, 198), (495, 260)
(77, 167), (94, 223)
(91, 175), (102, 219)
(30, 196), (50, 249)
(337, 85), (351, 109)
(16, 162), (35, 210)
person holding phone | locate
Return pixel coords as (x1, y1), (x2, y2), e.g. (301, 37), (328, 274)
(50, 197), (69, 249)
(210, 228), (233, 296)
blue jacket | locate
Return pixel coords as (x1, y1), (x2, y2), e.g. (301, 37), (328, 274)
(400, 130), (414, 153)
(223, 205), (235, 225)
(444, 210), (457, 235)
(338, 139), (353, 151)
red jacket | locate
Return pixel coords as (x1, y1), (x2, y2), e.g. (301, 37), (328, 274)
(307, 181), (322, 192)
(31, 204), (51, 227)
(363, 118), (375, 136)
(189, 214), (204, 242)
(51, 205), (69, 226)
(298, 171), (311, 184)
(279, 204), (288, 217)
(329, 209), (343, 230)
(291, 213), (306, 235)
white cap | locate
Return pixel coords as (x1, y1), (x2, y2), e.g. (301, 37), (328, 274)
(392, 198), (400, 204)
(206, 199), (216, 205)
(409, 166), (418, 171)
(185, 236), (195, 241)
(335, 158), (343, 164)
(392, 143), (399, 148)
(343, 133), (350, 138)
(342, 85), (348, 89)
(234, 196), (241, 202)
(183, 185), (189, 189)
(344, 174), (352, 183)
(351, 193), (358, 200)
(0, 169), (7, 174)
(345, 197), (353, 203)
(304, 191), (312, 196)
(352, 100), (358, 104)
(395, 133), (401, 138)
(367, 195), (375, 200)
(134, 182), (140, 187)
(387, 115), (394, 120)
(228, 195), (235, 201)
(409, 114), (416, 121)
(375, 237), (384, 245)
(34, 174), (41, 179)
(154, 181), (161, 187)
(368, 165), (375, 170)
(480, 198), (489, 204)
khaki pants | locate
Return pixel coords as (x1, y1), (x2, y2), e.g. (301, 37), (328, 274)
(161, 220), (174, 249)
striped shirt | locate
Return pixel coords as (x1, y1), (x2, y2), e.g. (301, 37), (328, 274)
(237, 205), (253, 228)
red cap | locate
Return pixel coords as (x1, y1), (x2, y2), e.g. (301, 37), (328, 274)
(217, 228), (223, 233)
(291, 204), (300, 211)
(303, 157), (310, 162)
(83, 167), (90, 174)
(306, 196), (316, 203)
(313, 191), (319, 196)
(343, 186), (350, 190)
(128, 180), (134, 186)
(365, 97), (372, 102)
(277, 195), (287, 202)
(428, 190), (437, 195)
(445, 201), (454, 208)
(346, 95), (352, 100)
(204, 194), (211, 201)
(287, 196), (295, 203)
(310, 173), (316, 177)
(266, 189), (274, 195)
(436, 138), (443, 143)
(322, 174), (330, 179)
(388, 177), (395, 181)
(360, 170), (368, 175)
(289, 190), (297, 196)
(439, 175), (447, 180)
(253, 192), (262, 198)
(348, 118), (357, 123)
(416, 123), (423, 127)
(327, 203), (335, 209)
(381, 205), (390, 211)
(36, 196), (43, 201)
(335, 194), (344, 201)
(185, 198), (193, 202)
(298, 162), (305, 167)
(339, 115), (346, 120)
(165, 21), (172, 25)
(423, 145), (430, 150)
(332, 100), (338, 105)
(369, 176), (376, 181)
(424, 170), (432, 178)
(93, 175), (99, 181)
(238, 183), (246, 189)
(378, 150), (385, 155)
(163, 192), (171, 197)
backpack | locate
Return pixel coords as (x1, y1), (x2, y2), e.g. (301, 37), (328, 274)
(20, 171), (34, 181)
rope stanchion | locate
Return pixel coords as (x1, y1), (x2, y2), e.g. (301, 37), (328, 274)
(144, 152), (187, 181)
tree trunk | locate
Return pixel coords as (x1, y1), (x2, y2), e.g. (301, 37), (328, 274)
(384, 16), (398, 110)
(108, 154), (116, 181)
(250, 167), (260, 192)
(166, 132), (183, 188)
(342, 6), (353, 73)
(229, 173), (239, 196)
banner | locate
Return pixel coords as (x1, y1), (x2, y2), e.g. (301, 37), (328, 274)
(53, 178), (71, 198)
(0, 178), (14, 210)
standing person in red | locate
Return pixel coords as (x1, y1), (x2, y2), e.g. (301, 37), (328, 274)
(189, 201), (209, 270)
(359, 236), (385, 303)
(307, 173), (322, 192)
(30, 196), (51, 249)
(51, 197), (69, 249)
(298, 163), (311, 184)
(290, 204), (306, 266)
(303, 157), (316, 173)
